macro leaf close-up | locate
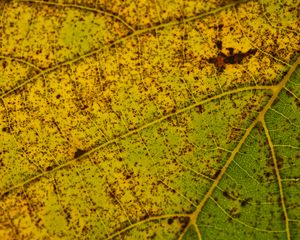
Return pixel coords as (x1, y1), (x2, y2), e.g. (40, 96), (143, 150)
(0, 0), (300, 239)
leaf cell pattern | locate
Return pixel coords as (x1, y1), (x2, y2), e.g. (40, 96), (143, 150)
(0, 0), (299, 239)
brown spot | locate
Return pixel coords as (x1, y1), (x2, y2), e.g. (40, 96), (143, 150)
(168, 218), (174, 224)
(195, 105), (204, 114)
(227, 47), (234, 55)
(46, 165), (54, 171)
(2, 127), (10, 133)
(1, 191), (9, 199)
(240, 198), (252, 207)
(214, 24), (224, 30)
(2, 61), (7, 68)
(223, 191), (235, 200)
(81, 105), (88, 110)
(64, 208), (71, 223)
(212, 169), (221, 179)
(264, 171), (272, 178)
(216, 40), (222, 50)
(124, 171), (133, 180)
(208, 49), (257, 72)
(74, 149), (87, 159)
(208, 52), (226, 72)
(82, 226), (89, 234)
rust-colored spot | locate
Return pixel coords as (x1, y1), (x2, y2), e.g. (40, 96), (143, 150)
(208, 49), (257, 72)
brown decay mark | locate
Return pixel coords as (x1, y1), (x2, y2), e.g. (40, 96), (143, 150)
(74, 148), (87, 159)
(208, 40), (257, 72)
(45, 165), (57, 172)
(2, 61), (7, 68)
(2, 127), (10, 133)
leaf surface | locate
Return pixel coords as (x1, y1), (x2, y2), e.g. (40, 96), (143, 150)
(0, 0), (299, 239)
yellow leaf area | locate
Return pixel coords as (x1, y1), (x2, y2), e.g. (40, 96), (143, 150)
(0, 0), (299, 239)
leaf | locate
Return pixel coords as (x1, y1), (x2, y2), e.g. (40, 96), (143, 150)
(0, 0), (299, 239)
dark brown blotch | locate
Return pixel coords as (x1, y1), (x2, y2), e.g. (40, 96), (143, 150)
(81, 105), (88, 110)
(195, 105), (204, 114)
(227, 47), (234, 55)
(240, 197), (252, 207)
(74, 149), (87, 159)
(216, 40), (222, 50)
(212, 169), (221, 179)
(2, 127), (10, 133)
(208, 48), (257, 72)
(46, 165), (55, 172)
(168, 218), (174, 224)
(2, 61), (7, 69)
